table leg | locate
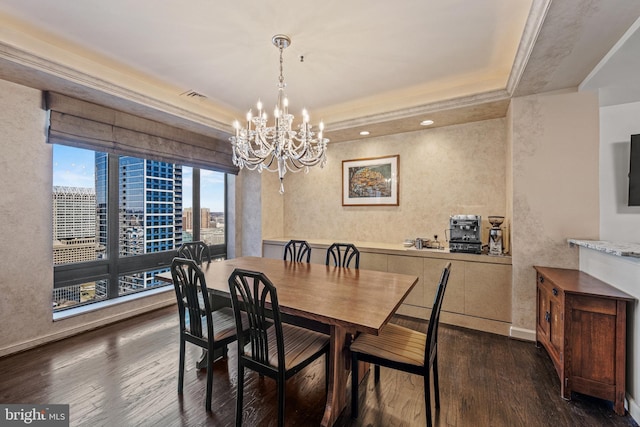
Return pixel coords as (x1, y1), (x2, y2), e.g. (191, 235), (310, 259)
(195, 346), (227, 369)
(321, 325), (349, 427)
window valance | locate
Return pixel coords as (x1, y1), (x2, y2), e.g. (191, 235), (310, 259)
(45, 92), (238, 174)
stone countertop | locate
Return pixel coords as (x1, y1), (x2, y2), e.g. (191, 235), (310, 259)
(263, 237), (512, 265)
(568, 239), (640, 258)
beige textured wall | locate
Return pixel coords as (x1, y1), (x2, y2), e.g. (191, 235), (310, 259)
(261, 171), (284, 239)
(278, 119), (508, 244)
(0, 80), (53, 349)
(0, 79), (175, 357)
(509, 89), (600, 330)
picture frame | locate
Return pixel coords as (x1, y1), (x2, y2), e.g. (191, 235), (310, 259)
(342, 155), (399, 206)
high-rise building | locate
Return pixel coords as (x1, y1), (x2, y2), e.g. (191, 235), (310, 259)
(183, 207), (193, 231)
(52, 186), (98, 265)
(201, 207), (211, 229)
(96, 154), (183, 292)
(182, 207), (211, 231)
(52, 186), (103, 307)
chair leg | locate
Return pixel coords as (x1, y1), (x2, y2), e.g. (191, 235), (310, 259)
(236, 364), (244, 427)
(325, 353), (330, 394)
(205, 347), (214, 412)
(374, 364), (380, 384)
(277, 375), (285, 427)
(351, 351), (358, 419)
(433, 354), (440, 409)
(425, 369), (432, 427)
(178, 339), (185, 394)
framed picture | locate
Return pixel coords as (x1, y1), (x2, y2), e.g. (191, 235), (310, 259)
(342, 155), (399, 206)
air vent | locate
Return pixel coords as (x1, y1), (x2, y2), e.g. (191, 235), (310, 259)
(180, 90), (207, 100)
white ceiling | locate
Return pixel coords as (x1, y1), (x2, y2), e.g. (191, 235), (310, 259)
(0, 0), (639, 142)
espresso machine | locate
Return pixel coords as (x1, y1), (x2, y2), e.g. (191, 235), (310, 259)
(488, 216), (505, 256)
(448, 215), (482, 254)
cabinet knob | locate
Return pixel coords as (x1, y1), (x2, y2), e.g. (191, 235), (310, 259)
(545, 311), (551, 322)
(552, 288), (558, 296)
(539, 276), (544, 283)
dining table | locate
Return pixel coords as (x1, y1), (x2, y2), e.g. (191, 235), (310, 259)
(157, 256), (418, 427)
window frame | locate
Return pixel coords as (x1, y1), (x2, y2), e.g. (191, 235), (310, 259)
(53, 149), (227, 311)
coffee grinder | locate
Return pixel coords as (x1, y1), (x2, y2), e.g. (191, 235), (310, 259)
(488, 216), (505, 256)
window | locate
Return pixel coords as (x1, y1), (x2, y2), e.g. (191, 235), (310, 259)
(52, 145), (227, 312)
(53, 146), (101, 266)
(181, 167), (227, 258)
(200, 169), (226, 247)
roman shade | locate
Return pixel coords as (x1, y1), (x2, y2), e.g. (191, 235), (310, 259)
(45, 92), (239, 174)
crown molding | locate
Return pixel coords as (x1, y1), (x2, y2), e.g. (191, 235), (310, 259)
(327, 88), (510, 131)
(506, 0), (553, 95)
(0, 41), (235, 139)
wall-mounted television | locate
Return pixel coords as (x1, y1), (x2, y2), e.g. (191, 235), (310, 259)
(629, 134), (640, 206)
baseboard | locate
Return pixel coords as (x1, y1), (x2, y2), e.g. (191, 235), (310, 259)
(510, 326), (536, 342)
(628, 393), (639, 423)
(397, 304), (512, 337)
(0, 299), (175, 358)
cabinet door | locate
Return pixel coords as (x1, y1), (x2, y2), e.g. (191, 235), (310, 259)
(360, 252), (388, 272)
(537, 274), (564, 374)
(465, 262), (511, 322)
(548, 293), (564, 361)
(388, 255), (422, 306)
(536, 283), (550, 341)
(263, 243), (283, 260)
(424, 259), (465, 314)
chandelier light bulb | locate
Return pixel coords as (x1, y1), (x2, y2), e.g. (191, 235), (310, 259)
(230, 34), (329, 194)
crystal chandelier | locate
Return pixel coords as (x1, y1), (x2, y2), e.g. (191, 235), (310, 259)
(230, 34), (329, 194)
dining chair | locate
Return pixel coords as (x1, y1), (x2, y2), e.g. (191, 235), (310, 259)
(350, 262), (452, 427)
(177, 240), (211, 265)
(170, 257), (248, 412)
(325, 242), (360, 268)
(283, 239), (311, 263)
(228, 268), (330, 427)
(177, 241), (226, 368)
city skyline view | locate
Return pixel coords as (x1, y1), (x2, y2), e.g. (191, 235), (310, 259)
(53, 145), (226, 212)
(52, 144), (226, 309)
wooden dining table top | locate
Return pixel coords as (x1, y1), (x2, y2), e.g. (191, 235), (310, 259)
(157, 256), (419, 336)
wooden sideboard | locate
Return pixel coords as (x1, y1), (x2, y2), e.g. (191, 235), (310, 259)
(534, 266), (634, 416)
(263, 238), (512, 336)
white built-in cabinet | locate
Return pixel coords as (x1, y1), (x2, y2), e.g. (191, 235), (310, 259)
(262, 238), (512, 336)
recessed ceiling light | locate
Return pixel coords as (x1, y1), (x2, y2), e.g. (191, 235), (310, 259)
(420, 120), (434, 126)
(359, 131), (370, 136)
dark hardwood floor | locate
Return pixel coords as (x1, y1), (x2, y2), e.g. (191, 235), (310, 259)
(0, 306), (637, 427)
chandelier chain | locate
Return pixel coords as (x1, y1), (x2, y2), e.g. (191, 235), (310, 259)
(279, 44), (285, 86)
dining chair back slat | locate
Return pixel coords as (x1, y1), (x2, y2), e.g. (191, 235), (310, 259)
(283, 239), (311, 263)
(177, 241), (211, 265)
(325, 243), (360, 269)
